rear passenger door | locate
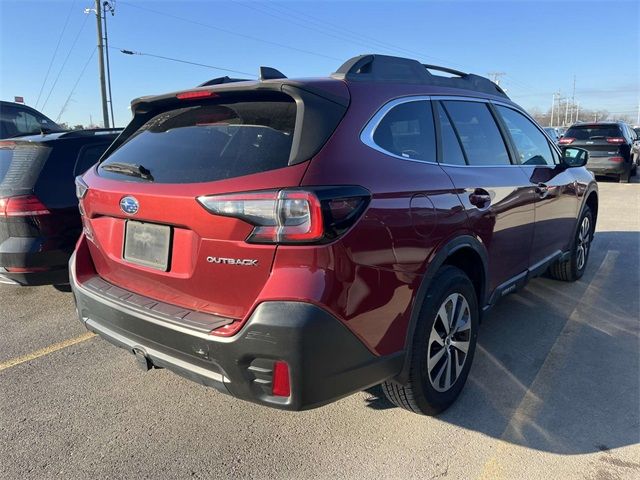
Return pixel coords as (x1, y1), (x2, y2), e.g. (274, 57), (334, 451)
(493, 105), (580, 268)
(434, 99), (536, 297)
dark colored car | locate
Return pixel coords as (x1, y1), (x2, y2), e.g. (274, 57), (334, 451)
(0, 129), (120, 286)
(559, 122), (638, 182)
(70, 54), (598, 415)
(0, 100), (65, 139)
(543, 127), (560, 143)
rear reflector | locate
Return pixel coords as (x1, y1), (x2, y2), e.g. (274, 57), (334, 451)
(272, 361), (291, 397)
(0, 195), (50, 217)
(609, 156), (624, 163)
(176, 90), (217, 100)
(606, 137), (625, 144)
(5, 266), (49, 273)
(558, 137), (575, 145)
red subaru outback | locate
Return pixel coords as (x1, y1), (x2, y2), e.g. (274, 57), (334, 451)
(71, 55), (598, 414)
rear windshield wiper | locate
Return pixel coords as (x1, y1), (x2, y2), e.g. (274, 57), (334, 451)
(101, 162), (154, 181)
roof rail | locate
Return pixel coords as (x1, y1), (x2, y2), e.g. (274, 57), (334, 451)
(332, 54), (508, 98)
(198, 76), (251, 87)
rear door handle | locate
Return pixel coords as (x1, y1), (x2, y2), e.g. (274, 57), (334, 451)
(469, 188), (491, 208)
(535, 183), (549, 198)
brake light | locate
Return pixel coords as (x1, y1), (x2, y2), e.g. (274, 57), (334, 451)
(606, 137), (625, 144)
(75, 176), (89, 200)
(0, 195), (50, 217)
(176, 90), (217, 100)
(272, 361), (291, 397)
(609, 156), (624, 163)
(559, 137), (575, 145)
(197, 187), (370, 245)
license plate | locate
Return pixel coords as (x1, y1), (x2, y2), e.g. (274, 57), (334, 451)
(123, 221), (171, 271)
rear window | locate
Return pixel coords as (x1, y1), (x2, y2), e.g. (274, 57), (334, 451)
(565, 125), (622, 140)
(99, 94), (297, 184)
(0, 142), (51, 197)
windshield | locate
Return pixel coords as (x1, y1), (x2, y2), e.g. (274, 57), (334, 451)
(0, 104), (63, 139)
(99, 94), (297, 184)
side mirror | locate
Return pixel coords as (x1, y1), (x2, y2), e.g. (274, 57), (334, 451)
(561, 147), (589, 168)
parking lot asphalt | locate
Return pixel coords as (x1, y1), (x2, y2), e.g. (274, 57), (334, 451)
(1, 177), (639, 480)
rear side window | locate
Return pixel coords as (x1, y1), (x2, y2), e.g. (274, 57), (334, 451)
(442, 101), (510, 166)
(74, 143), (109, 176)
(496, 106), (556, 166)
(99, 94), (297, 184)
(436, 103), (466, 166)
(565, 125), (623, 140)
(0, 105), (61, 138)
(372, 100), (436, 162)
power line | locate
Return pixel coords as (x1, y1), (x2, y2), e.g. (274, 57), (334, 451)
(244, 0), (461, 67)
(114, 47), (254, 76)
(117, 1), (341, 62)
(41, 13), (90, 111)
(56, 47), (97, 122)
(35, 0), (77, 108)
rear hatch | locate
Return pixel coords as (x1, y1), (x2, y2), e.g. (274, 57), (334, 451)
(0, 140), (56, 268)
(80, 84), (348, 321)
(560, 124), (628, 164)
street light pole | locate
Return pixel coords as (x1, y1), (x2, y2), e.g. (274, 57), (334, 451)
(94, 0), (109, 128)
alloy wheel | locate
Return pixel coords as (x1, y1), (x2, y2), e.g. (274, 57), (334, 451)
(576, 216), (591, 271)
(426, 293), (472, 392)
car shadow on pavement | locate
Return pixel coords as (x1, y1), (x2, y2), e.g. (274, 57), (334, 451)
(365, 231), (640, 455)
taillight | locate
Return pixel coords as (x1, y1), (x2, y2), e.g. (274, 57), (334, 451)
(272, 361), (291, 397)
(559, 137), (575, 145)
(75, 176), (89, 200)
(0, 195), (50, 217)
(609, 156), (624, 163)
(606, 137), (625, 144)
(197, 187), (370, 245)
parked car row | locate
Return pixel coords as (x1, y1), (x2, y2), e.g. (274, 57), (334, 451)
(560, 121), (640, 183)
(3, 54), (599, 416)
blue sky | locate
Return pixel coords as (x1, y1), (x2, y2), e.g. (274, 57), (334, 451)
(1, 0), (638, 126)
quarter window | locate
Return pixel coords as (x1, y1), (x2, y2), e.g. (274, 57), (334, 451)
(372, 100), (436, 162)
(496, 106), (555, 166)
(442, 101), (511, 166)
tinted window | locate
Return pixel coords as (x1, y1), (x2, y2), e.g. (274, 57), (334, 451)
(436, 103), (466, 165)
(372, 100), (436, 162)
(0, 143), (51, 197)
(0, 105), (61, 138)
(565, 124), (623, 140)
(442, 101), (510, 166)
(497, 106), (555, 166)
(100, 94), (296, 184)
(75, 143), (110, 176)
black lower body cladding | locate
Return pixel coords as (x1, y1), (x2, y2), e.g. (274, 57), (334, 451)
(70, 257), (402, 410)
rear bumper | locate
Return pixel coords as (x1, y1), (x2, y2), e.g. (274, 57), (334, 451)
(587, 158), (630, 176)
(69, 253), (402, 410)
(0, 266), (69, 286)
(0, 235), (72, 286)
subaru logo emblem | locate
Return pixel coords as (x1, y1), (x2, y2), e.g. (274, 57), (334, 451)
(120, 196), (139, 215)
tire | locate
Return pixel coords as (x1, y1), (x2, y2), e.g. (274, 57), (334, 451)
(619, 170), (630, 183)
(382, 266), (479, 415)
(548, 207), (593, 282)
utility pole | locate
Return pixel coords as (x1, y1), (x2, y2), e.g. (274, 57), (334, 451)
(570, 75), (576, 124)
(94, 0), (109, 128)
(550, 94), (556, 127)
(487, 72), (506, 86)
(564, 96), (569, 126)
(102, 1), (115, 127)
(575, 101), (579, 123)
